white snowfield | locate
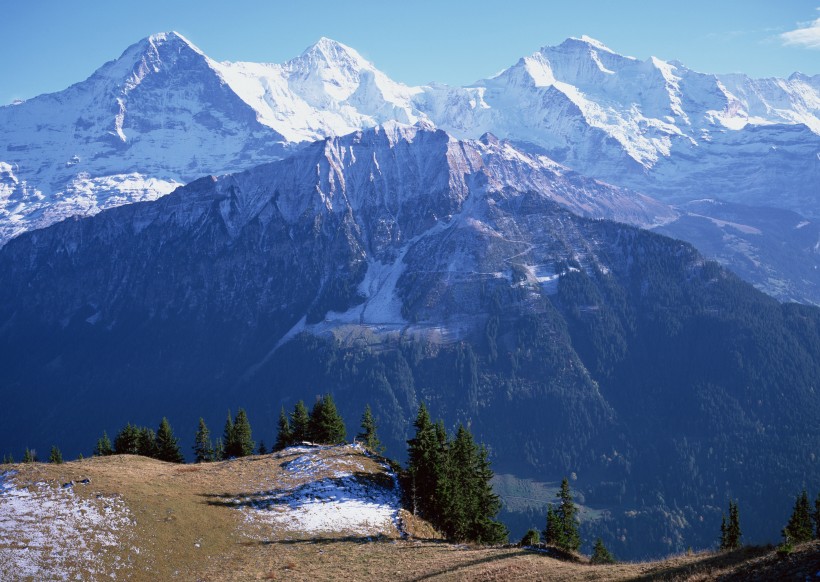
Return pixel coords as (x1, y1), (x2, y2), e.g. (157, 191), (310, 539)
(232, 444), (403, 538)
(0, 470), (136, 581)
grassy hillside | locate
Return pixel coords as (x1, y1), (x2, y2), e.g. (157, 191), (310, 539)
(1, 446), (818, 581)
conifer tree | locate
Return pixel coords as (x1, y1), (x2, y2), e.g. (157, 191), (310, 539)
(274, 406), (294, 451)
(783, 490), (813, 544)
(214, 437), (225, 461)
(544, 505), (559, 545)
(519, 528), (540, 547)
(2, 453), (13, 464)
(406, 403), (442, 518)
(719, 514), (728, 550)
(550, 478), (581, 552)
(193, 418), (214, 463)
(308, 394), (346, 445)
(155, 417), (184, 463)
(137, 427), (157, 458)
(720, 501), (743, 550)
(405, 412), (506, 545)
(357, 404), (384, 454)
(49, 446), (63, 464)
(257, 440), (268, 455)
(95, 431), (113, 456)
(591, 538), (616, 564)
(445, 426), (506, 544)
(232, 408), (255, 457)
(114, 423), (140, 455)
(23, 448), (35, 463)
(291, 401), (310, 443)
(222, 410), (236, 458)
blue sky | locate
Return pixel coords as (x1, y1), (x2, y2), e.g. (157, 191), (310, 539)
(1, 0), (819, 105)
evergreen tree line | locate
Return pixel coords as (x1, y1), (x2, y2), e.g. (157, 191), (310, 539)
(716, 489), (820, 554)
(403, 403), (508, 545)
(780, 489), (820, 548)
(2, 394), (371, 465)
(94, 417), (185, 463)
(273, 394), (350, 450)
(3, 445), (65, 465)
(529, 483), (820, 562)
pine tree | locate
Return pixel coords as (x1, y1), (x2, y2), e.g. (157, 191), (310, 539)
(155, 417), (184, 463)
(49, 445), (63, 464)
(552, 478), (581, 552)
(783, 490), (814, 544)
(544, 505), (559, 545)
(214, 437), (225, 461)
(232, 409), (255, 457)
(137, 427), (157, 458)
(95, 431), (113, 456)
(22, 447), (35, 463)
(274, 406), (293, 451)
(357, 404), (384, 453)
(290, 401), (310, 444)
(308, 394), (346, 445)
(114, 423), (140, 455)
(726, 500), (742, 550)
(457, 430), (507, 544)
(2, 453), (13, 464)
(406, 403), (442, 518)
(405, 416), (506, 545)
(193, 418), (214, 463)
(591, 538), (616, 564)
(519, 528), (540, 547)
(257, 440), (268, 455)
(719, 514), (728, 550)
(222, 410), (236, 458)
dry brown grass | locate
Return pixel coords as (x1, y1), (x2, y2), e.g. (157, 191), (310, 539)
(3, 450), (818, 581)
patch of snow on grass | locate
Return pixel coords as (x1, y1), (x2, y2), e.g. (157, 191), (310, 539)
(0, 470), (136, 580)
(235, 444), (402, 538)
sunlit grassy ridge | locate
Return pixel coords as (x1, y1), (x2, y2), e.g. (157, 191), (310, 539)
(1, 446), (818, 581)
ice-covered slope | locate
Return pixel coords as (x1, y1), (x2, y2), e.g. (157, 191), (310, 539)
(0, 32), (290, 243)
(215, 37), (425, 142)
(422, 36), (820, 211)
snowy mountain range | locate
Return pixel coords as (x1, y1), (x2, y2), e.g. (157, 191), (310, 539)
(1, 31), (818, 302)
(1, 31), (817, 243)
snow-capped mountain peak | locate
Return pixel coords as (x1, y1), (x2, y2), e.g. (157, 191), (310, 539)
(215, 37), (425, 143)
(565, 35), (619, 55)
(284, 37), (381, 103)
(96, 31), (212, 89)
(296, 36), (370, 71)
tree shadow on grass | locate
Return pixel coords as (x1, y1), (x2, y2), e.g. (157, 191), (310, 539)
(407, 549), (531, 581)
(199, 470), (395, 510)
(238, 534), (401, 546)
(630, 545), (772, 581)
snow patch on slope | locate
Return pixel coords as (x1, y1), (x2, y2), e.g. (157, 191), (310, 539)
(0, 471), (136, 580)
(233, 444), (402, 538)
